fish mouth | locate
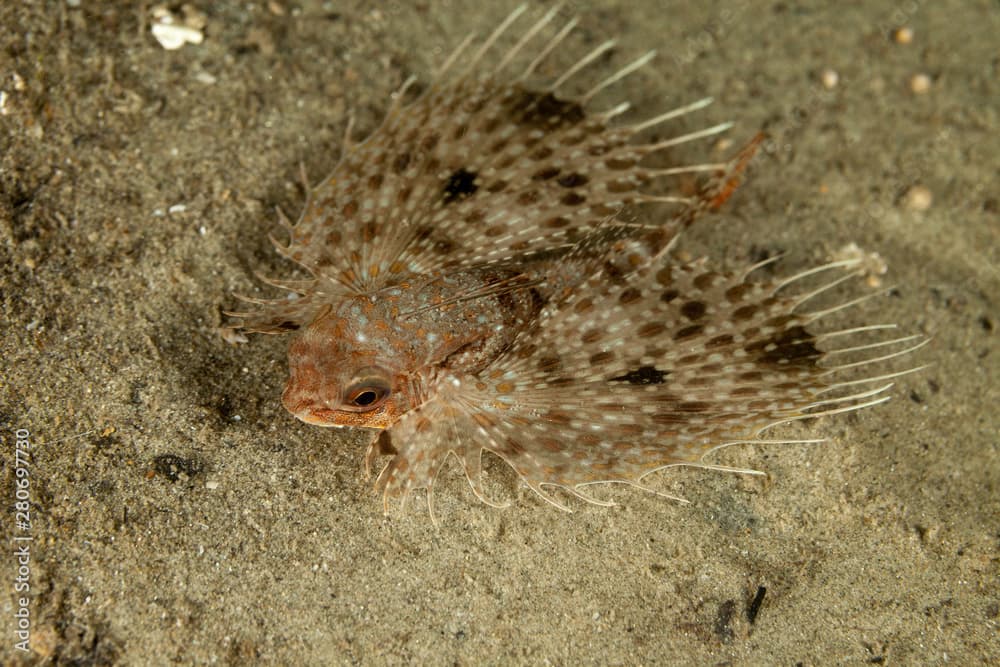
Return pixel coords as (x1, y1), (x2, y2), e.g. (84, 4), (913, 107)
(282, 388), (344, 427)
(284, 395), (394, 429)
(295, 408), (344, 427)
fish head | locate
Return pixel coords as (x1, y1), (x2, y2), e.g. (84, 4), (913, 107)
(281, 304), (414, 430)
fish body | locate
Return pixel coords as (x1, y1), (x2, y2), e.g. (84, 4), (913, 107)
(227, 7), (922, 514)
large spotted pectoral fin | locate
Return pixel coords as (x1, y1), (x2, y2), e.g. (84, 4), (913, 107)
(462, 255), (926, 493)
(366, 255), (923, 516)
(273, 6), (737, 293)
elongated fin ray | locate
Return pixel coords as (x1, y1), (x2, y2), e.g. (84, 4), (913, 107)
(582, 50), (656, 102)
(550, 39), (617, 91)
(521, 17), (579, 80)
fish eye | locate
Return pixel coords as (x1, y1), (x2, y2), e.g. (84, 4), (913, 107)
(343, 373), (391, 412)
(350, 388), (382, 407)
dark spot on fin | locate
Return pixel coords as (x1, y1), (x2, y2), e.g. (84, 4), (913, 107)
(611, 365), (669, 385)
(442, 168), (478, 204)
(557, 172), (588, 188)
(507, 87), (586, 130)
(748, 325), (822, 366)
(276, 321), (300, 331)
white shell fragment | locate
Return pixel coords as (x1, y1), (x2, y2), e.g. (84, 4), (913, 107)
(150, 5), (206, 50)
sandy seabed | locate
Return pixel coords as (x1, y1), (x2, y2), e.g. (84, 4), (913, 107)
(1, 1), (997, 665)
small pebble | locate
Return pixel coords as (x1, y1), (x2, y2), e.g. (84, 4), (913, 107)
(833, 243), (887, 287)
(820, 68), (839, 89)
(910, 73), (932, 94)
(195, 71), (217, 85)
(892, 27), (914, 44)
(713, 137), (734, 153)
(902, 185), (933, 211)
